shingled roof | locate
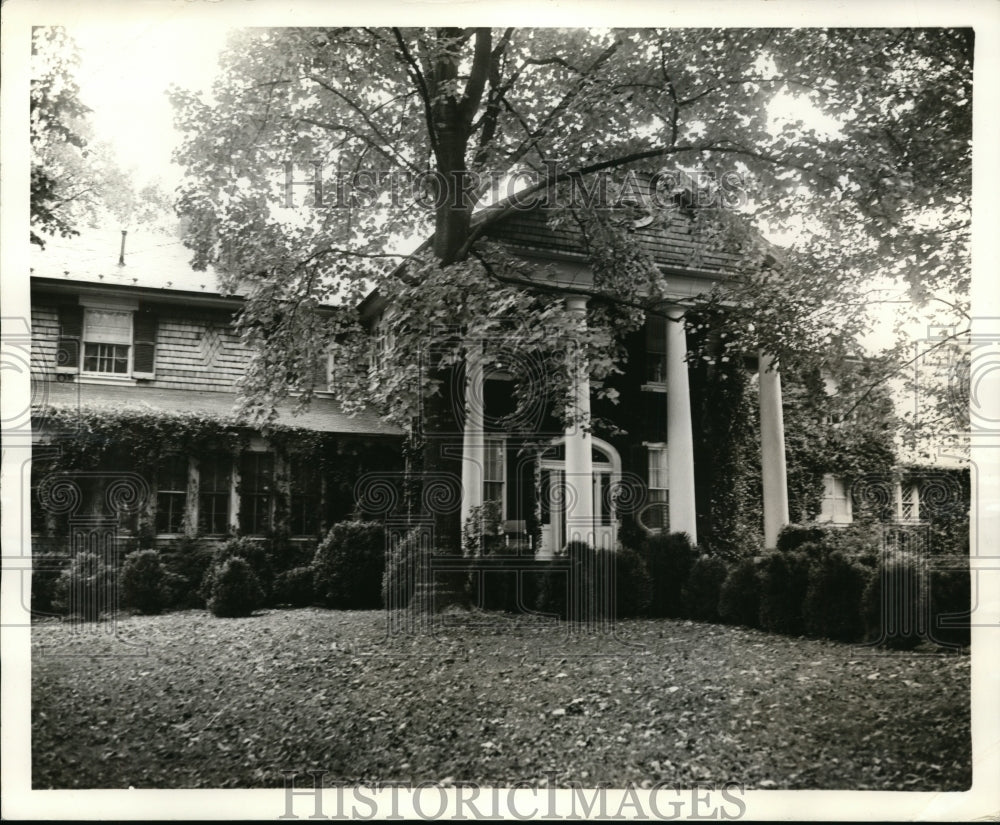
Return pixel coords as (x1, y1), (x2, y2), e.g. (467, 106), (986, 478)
(484, 204), (745, 277)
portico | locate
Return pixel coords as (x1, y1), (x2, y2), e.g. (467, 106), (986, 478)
(458, 293), (791, 553)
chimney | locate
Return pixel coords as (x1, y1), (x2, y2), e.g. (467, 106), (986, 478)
(118, 230), (127, 266)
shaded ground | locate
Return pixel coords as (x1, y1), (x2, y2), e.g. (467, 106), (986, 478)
(31, 608), (970, 790)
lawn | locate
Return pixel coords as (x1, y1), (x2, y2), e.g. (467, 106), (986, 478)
(31, 608), (970, 790)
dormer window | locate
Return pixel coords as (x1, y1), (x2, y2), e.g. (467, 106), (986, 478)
(56, 298), (158, 380)
(82, 309), (131, 374)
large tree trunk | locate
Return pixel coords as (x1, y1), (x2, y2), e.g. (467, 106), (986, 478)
(409, 29), (491, 612)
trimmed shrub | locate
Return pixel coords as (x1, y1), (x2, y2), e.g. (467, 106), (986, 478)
(776, 523), (827, 553)
(803, 550), (871, 642)
(930, 564), (971, 648)
(718, 558), (760, 627)
(52, 552), (117, 621)
(612, 544), (653, 619)
(160, 536), (214, 609)
(314, 521), (386, 609)
(535, 559), (569, 618)
(681, 555), (729, 622)
(31, 544), (69, 615)
(382, 528), (432, 610)
(205, 556), (264, 618)
(206, 536), (275, 605)
(120, 549), (168, 614)
(862, 553), (926, 650)
(758, 550), (811, 636)
(534, 541), (608, 622)
(643, 532), (698, 618)
(274, 565), (315, 608)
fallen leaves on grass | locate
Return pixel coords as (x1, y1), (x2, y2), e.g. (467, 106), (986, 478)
(29, 609), (971, 790)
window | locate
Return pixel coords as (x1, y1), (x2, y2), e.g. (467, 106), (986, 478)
(289, 456), (321, 536)
(819, 474), (852, 524)
(646, 445), (669, 531)
(645, 314), (667, 384)
(56, 303), (158, 378)
(239, 452), (274, 535)
(82, 309), (131, 374)
(899, 482), (920, 522)
(198, 454), (232, 535)
(597, 473), (612, 527)
(156, 454), (189, 534)
(484, 436), (505, 508)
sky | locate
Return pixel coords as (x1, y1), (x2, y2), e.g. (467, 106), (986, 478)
(70, 21), (231, 190)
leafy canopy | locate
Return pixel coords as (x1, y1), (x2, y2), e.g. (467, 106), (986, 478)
(170, 28), (971, 428)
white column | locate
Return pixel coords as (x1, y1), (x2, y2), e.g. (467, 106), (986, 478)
(759, 351), (789, 547)
(564, 295), (594, 547)
(665, 307), (698, 544)
(460, 343), (485, 530)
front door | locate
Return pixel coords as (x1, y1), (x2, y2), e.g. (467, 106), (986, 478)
(538, 461), (615, 557)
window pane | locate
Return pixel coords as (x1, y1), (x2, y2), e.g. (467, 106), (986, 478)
(84, 309), (131, 344)
(198, 454), (231, 534)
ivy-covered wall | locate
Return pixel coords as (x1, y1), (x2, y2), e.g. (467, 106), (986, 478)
(31, 406), (404, 549)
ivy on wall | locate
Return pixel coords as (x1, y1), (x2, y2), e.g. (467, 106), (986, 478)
(684, 307), (899, 556)
(31, 405), (403, 540)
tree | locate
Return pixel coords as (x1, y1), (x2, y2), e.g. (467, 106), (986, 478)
(31, 26), (91, 247)
(31, 27), (179, 246)
(170, 28), (972, 552)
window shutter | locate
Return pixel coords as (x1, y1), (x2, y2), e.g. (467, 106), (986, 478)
(132, 306), (158, 378)
(56, 304), (83, 373)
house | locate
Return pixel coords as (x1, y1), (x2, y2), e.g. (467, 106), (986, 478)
(29, 229), (403, 556)
(29, 202), (804, 571)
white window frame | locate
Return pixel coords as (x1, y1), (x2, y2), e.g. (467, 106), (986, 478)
(483, 435), (506, 516)
(78, 297), (139, 381)
(645, 442), (669, 533)
(819, 473), (853, 524)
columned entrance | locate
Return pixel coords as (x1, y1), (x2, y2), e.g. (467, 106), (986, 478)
(538, 437), (621, 557)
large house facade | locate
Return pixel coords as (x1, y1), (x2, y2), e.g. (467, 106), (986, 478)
(29, 208), (942, 568)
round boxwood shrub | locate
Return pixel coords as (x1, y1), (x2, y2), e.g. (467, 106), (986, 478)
(52, 552), (117, 621)
(160, 536), (214, 609)
(314, 521), (387, 609)
(274, 565), (315, 608)
(611, 544), (653, 619)
(861, 552), (928, 649)
(681, 555), (729, 622)
(643, 532), (698, 618)
(930, 564), (971, 648)
(205, 556), (264, 618)
(758, 550), (811, 636)
(202, 536), (274, 606)
(803, 550), (871, 642)
(776, 523), (828, 553)
(120, 549), (168, 614)
(718, 558), (760, 628)
(382, 528), (433, 610)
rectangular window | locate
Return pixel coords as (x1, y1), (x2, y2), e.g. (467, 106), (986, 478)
(82, 309), (131, 374)
(819, 473), (852, 524)
(900, 482), (920, 522)
(645, 314), (667, 384)
(289, 456), (321, 537)
(597, 473), (612, 527)
(647, 445), (669, 531)
(239, 452), (274, 535)
(198, 454), (232, 535)
(156, 454), (189, 534)
(83, 342), (130, 374)
(484, 436), (505, 508)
